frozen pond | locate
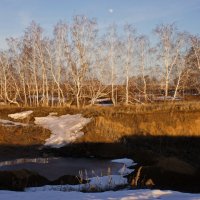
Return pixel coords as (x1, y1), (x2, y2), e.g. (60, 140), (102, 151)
(0, 157), (125, 181)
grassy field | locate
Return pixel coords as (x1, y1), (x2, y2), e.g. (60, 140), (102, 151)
(0, 102), (200, 145)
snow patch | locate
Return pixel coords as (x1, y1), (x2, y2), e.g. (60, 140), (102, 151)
(0, 119), (28, 127)
(111, 158), (136, 175)
(111, 158), (136, 167)
(8, 110), (33, 119)
(27, 174), (127, 192)
(2, 189), (200, 200)
(118, 164), (134, 175)
(34, 114), (91, 148)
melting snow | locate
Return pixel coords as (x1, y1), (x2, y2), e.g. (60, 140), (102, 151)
(118, 164), (134, 175)
(8, 110), (33, 120)
(111, 158), (136, 175)
(27, 174), (128, 192)
(34, 114), (91, 148)
(111, 158), (136, 167)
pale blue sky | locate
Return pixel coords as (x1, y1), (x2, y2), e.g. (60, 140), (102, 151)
(0, 0), (200, 49)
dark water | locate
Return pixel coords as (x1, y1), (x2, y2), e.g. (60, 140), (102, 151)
(0, 157), (123, 181)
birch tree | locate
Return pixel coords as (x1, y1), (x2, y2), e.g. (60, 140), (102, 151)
(185, 41), (200, 94)
(136, 35), (150, 102)
(172, 33), (189, 100)
(85, 40), (110, 105)
(0, 51), (20, 106)
(189, 35), (200, 70)
(23, 22), (43, 106)
(105, 24), (119, 105)
(51, 21), (68, 106)
(154, 24), (183, 98)
(123, 24), (136, 105)
(68, 15), (97, 108)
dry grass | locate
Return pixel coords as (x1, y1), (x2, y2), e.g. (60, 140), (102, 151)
(0, 102), (200, 145)
(80, 108), (200, 143)
(0, 125), (51, 145)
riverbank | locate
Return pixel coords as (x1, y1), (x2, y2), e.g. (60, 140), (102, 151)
(0, 103), (200, 192)
(0, 103), (200, 165)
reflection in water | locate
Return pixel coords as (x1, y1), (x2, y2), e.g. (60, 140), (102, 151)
(0, 157), (54, 167)
(0, 157), (123, 181)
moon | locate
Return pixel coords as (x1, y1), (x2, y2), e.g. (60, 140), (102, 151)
(109, 9), (114, 13)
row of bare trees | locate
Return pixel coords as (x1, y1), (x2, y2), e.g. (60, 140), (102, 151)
(0, 16), (200, 107)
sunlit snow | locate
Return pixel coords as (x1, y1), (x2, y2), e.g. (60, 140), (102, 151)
(8, 110), (33, 119)
(34, 114), (91, 148)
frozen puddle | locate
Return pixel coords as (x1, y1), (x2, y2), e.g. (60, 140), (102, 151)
(0, 157), (136, 191)
(0, 157), (135, 181)
(34, 114), (91, 147)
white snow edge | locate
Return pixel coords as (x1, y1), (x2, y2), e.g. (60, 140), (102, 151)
(0, 119), (28, 127)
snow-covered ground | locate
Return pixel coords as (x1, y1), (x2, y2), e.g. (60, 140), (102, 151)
(26, 174), (128, 192)
(0, 157), (199, 199)
(34, 114), (91, 147)
(1, 189), (200, 200)
(8, 110), (33, 119)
